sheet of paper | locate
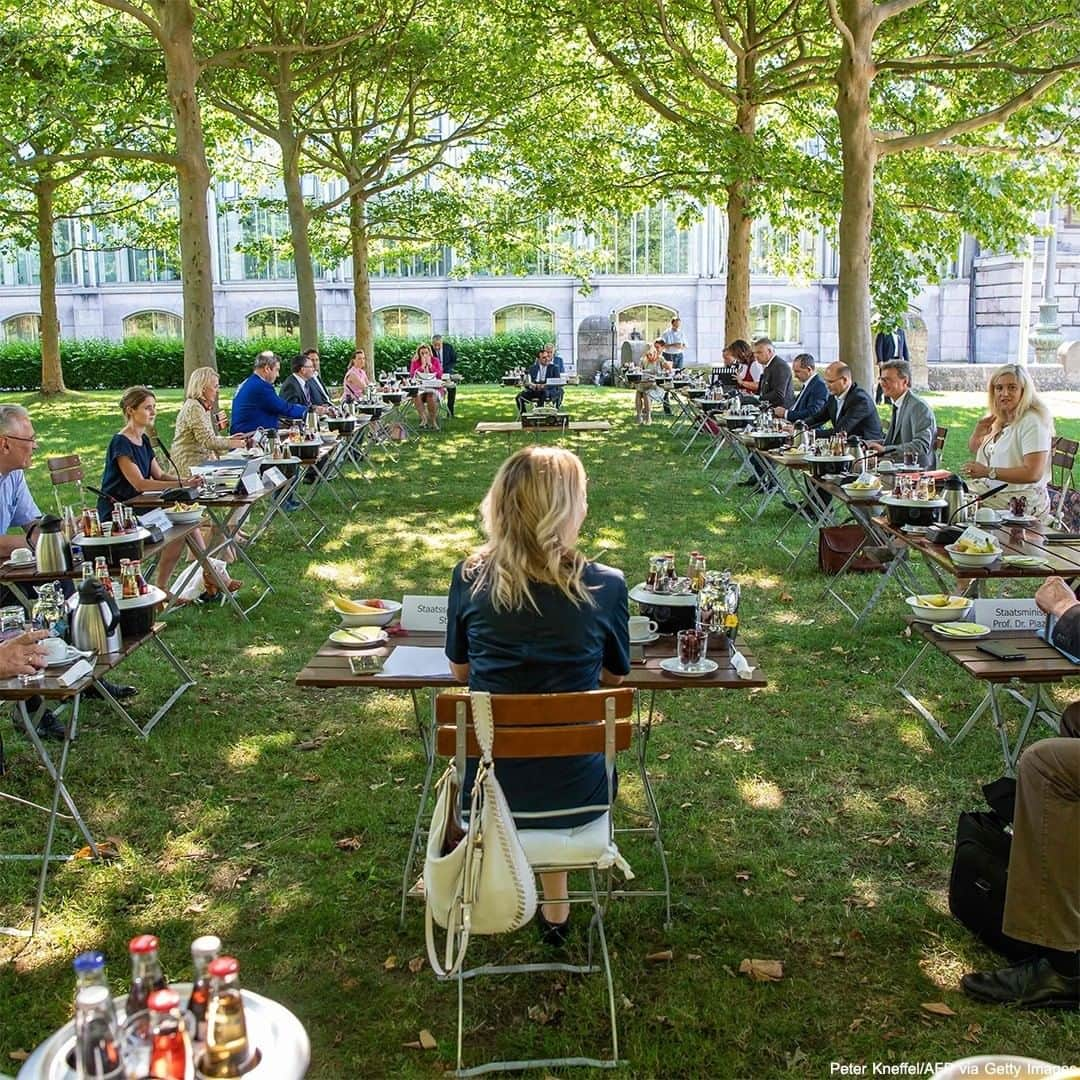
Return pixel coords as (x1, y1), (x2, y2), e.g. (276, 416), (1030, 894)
(376, 646), (451, 679)
(59, 659), (94, 687)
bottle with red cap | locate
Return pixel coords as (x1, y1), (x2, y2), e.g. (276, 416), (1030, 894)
(147, 987), (193, 1080)
(127, 934), (167, 1013)
(201, 956), (250, 1078)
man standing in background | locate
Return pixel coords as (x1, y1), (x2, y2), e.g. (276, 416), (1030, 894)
(432, 335), (457, 418)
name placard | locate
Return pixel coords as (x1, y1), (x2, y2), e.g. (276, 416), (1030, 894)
(958, 525), (996, 547)
(137, 509), (172, 531)
(263, 467), (287, 488)
(240, 472), (262, 495)
(401, 594), (449, 632)
(972, 598), (1044, 632)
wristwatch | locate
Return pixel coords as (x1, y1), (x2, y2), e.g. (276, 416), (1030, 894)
(988, 467), (998, 480)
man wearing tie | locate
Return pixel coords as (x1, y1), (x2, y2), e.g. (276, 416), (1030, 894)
(801, 361), (883, 442)
(303, 349), (332, 407)
(866, 360), (937, 468)
(280, 354), (318, 407)
(874, 324), (909, 403)
(773, 354), (829, 425)
(431, 335), (457, 417)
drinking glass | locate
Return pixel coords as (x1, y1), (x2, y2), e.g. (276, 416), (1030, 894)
(904, 449), (918, 467)
(677, 628), (708, 671)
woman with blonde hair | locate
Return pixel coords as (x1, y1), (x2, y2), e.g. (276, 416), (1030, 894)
(961, 363), (1055, 519)
(635, 340), (663, 424)
(445, 446), (629, 944)
(171, 366), (248, 478)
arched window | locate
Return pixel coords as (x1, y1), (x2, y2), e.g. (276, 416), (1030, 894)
(123, 310), (183, 338)
(246, 308), (300, 339)
(493, 305), (555, 336)
(617, 304), (676, 344)
(373, 306), (432, 338)
(750, 303), (801, 345)
(3, 313), (41, 343)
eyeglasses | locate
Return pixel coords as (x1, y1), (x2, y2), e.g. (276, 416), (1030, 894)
(3, 433), (37, 445)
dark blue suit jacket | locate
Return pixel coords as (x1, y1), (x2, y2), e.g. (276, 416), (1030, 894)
(787, 373), (829, 425)
(230, 373), (307, 433)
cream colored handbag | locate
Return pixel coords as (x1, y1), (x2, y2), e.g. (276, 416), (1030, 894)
(424, 691), (538, 977)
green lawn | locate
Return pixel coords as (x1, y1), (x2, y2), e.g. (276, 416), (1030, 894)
(1, 385), (1078, 1079)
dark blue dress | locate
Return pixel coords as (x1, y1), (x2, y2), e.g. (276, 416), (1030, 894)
(445, 560), (630, 827)
(98, 433), (156, 518)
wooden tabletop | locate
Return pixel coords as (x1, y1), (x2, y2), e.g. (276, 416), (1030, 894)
(475, 421), (612, 434)
(131, 483), (285, 511)
(295, 630), (766, 692)
(909, 623), (1079, 684)
(876, 516), (1080, 580)
(0, 622), (170, 700)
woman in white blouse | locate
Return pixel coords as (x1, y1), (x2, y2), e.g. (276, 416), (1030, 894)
(961, 364), (1054, 519)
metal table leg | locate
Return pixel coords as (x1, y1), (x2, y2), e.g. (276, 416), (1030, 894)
(400, 688), (438, 927)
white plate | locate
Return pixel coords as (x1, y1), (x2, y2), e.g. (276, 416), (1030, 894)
(44, 646), (90, 669)
(329, 628), (389, 648)
(629, 632), (660, 645)
(1001, 515), (1038, 526)
(931, 622), (991, 639)
(1002, 554), (1049, 568)
(659, 657), (719, 677)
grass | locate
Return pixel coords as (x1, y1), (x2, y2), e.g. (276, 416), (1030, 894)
(1, 385), (1078, 1079)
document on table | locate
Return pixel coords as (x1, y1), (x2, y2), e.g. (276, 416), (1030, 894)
(377, 646), (452, 679)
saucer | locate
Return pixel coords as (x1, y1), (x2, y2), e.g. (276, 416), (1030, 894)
(630, 632), (660, 645)
(931, 622), (991, 639)
(44, 646), (87, 669)
(659, 657), (719, 677)
(329, 627), (389, 648)
(1001, 515), (1037, 526)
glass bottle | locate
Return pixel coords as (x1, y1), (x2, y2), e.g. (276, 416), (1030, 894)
(723, 579), (741, 645)
(134, 560), (149, 596)
(688, 552), (707, 592)
(74, 984), (124, 1080)
(187, 934), (222, 1043)
(73, 951), (118, 1027)
(96, 558), (113, 598)
(147, 988), (193, 1080)
(127, 934), (167, 1014)
(201, 956), (250, 1078)
(120, 561), (138, 600)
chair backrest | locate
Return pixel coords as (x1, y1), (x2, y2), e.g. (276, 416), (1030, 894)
(1051, 435), (1077, 487)
(435, 689), (634, 761)
(46, 454), (85, 515)
(934, 426), (948, 452)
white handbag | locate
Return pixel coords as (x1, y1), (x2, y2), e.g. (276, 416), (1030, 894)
(424, 691), (538, 977)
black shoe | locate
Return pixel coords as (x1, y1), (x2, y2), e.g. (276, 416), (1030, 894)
(961, 957), (1080, 1009)
(536, 907), (571, 947)
(12, 708), (67, 742)
(737, 478), (758, 488)
(303, 471), (318, 485)
(86, 679), (138, 701)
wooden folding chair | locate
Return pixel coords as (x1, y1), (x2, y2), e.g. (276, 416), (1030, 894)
(45, 454), (85, 516)
(433, 687), (634, 1077)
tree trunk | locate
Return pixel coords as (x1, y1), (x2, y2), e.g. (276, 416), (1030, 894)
(724, 101), (757, 344)
(834, 1), (877, 390)
(276, 79), (319, 351)
(34, 179), (65, 395)
(350, 191), (374, 377)
(156, 0), (215, 381)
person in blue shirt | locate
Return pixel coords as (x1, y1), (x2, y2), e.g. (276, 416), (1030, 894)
(229, 352), (312, 434)
(446, 446), (630, 943)
(773, 354), (829, 426)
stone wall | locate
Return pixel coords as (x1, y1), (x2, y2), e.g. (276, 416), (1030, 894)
(927, 363), (1080, 392)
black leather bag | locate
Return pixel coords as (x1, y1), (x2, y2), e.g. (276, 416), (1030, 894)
(948, 807), (1030, 962)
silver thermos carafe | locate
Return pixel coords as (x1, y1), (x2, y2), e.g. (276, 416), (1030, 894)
(34, 514), (72, 574)
(943, 473), (970, 523)
(71, 578), (122, 654)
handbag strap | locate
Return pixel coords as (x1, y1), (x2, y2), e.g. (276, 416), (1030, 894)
(472, 690), (495, 764)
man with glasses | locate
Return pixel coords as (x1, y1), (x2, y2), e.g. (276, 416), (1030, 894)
(801, 361), (883, 442)
(230, 352), (313, 433)
(280, 354), (320, 408)
(302, 349), (331, 407)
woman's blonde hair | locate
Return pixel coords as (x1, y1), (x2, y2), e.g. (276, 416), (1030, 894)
(185, 366), (219, 402)
(120, 385), (156, 416)
(464, 446), (592, 612)
(985, 364), (1051, 431)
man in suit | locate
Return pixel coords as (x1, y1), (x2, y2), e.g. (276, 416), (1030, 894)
(303, 349), (332, 407)
(874, 325), (909, 403)
(516, 351), (562, 415)
(866, 360), (937, 467)
(431, 335), (457, 417)
(754, 339), (795, 411)
(802, 361), (883, 442)
(542, 343), (566, 407)
(280, 354), (318, 408)
(773, 354), (828, 425)
(230, 352), (313, 433)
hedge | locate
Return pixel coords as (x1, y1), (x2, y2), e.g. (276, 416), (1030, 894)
(0, 330), (553, 391)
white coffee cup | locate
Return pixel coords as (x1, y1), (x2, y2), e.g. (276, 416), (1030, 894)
(10, 547), (34, 565)
(628, 615), (658, 641)
(975, 507), (999, 524)
(39, 636), (68, 663)
(932, 1056), (1059, 1080)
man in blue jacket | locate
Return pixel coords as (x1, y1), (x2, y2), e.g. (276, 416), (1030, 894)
(230, 352), (313, 434)
(773, 354), (828, 425)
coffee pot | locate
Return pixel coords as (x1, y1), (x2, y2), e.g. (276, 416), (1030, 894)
(943, 473), (970, 523)
(71, 578), (122, 654)
(34, 514), (72, 574)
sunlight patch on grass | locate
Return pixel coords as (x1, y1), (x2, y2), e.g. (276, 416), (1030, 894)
(841, 790), (880, 817)
(918, 941), (968, 989)
(303, 562), (367, 589)
(225, 733), (293, 769)
(745, 573), (781, 590)
(736, 775), (784, 809)
(886, 784), (931, 815)
(243, 644), (284, 659)
(768, 609), (807, 625)
(897, 721), (933, 755)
